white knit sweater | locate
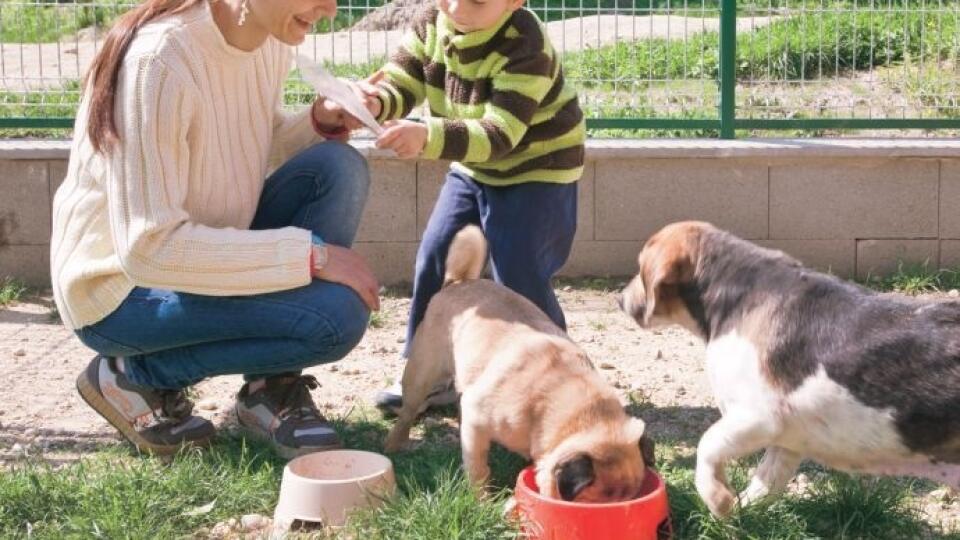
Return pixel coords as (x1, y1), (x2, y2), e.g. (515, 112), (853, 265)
(51, 2), (323, 330)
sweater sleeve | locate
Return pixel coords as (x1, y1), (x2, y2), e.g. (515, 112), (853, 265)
(374, 9), (432, 123)
(421, 34), (556, 162)
(269, 45), (323, 168)
(106, 53), (312, 295)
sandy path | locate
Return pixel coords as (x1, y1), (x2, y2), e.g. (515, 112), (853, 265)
(0, 15), (779, 91)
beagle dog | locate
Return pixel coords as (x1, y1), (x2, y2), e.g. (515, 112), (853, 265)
(619, 221), (960, 517)
(386, 225), (655, 502)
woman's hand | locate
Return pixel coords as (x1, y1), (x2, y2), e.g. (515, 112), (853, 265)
(311, 72), (386, 136)
(313, 244), (381, 311)
(375, 120), (427, 159)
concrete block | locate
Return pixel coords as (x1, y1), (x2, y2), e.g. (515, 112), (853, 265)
(756, 239), (856, 278)
(595, 159), (768, 241)
(939, 240), (960, 269)
(856, 239), (939, 279)
(357, 159), (417, 242)
(940, 159), (960, 239)
(0, 160), (50, 245)
(48, 159), (68, 202)
(416, 160), (449, 239)
(0, 244), (49, 287)
(559, 241), (643, 278)
(354, 241), (418, 285)
(770, 159), (939, 240)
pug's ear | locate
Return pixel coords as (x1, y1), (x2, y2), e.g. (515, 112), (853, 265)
(555, 453), (595, 501)
(625, 417), (655, 467)
(639, 434), (656, 468)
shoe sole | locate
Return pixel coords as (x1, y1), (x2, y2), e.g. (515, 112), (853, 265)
(76, 370), (210, 456)
(236, 416), (342, 460)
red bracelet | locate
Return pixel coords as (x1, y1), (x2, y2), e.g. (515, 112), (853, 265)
(310, 103), (349, 139)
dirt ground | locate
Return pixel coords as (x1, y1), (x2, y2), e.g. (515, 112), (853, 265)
(1, 284), (958, 530)
(0, 283), (716, 454)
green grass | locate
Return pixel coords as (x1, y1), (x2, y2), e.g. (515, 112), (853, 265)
(0, 0), (127, 43)
(0, 276), (27, 306)
(3, 406), (955, 539)
(862, 261), (960, 295)
(0, 440), (282, 538)
(564, 6), (960, 86)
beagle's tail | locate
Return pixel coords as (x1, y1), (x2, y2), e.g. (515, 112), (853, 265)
(443, 225), (487, 287)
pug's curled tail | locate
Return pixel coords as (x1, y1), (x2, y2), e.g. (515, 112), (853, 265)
(443, 225), (487, 287)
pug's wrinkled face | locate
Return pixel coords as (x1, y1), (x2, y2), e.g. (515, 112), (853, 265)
(540, 419), (656, 504)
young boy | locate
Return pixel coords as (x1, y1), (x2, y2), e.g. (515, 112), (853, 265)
(368, 0), (586, 411)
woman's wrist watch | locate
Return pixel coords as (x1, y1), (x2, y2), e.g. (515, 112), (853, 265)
(310, 233), (328, 273)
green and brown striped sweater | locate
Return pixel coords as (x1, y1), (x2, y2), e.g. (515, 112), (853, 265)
(375, 6), (585, 185)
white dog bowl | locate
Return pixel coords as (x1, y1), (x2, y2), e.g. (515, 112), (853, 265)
(273, 450), (396, 528)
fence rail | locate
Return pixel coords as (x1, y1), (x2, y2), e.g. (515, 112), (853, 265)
(2, 0), (960, 137)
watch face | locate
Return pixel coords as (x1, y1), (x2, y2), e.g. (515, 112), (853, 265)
(313, 245), (328, 270)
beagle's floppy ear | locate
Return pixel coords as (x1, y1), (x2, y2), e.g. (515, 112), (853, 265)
(640, 226), (700, 324)
(555, 453), (595, 501)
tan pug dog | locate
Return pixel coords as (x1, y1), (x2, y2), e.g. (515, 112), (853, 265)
(384, 225), (655, 502)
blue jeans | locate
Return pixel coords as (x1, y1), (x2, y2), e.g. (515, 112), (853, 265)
(75, 142), (371, 390)
(404, 169), (578, 354)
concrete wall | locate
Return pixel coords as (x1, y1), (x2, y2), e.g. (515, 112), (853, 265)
(2, 139), (960, 287)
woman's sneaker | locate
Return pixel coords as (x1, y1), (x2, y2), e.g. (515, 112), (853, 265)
(235, 374), (341, 459)
(76, 355), (215, 455)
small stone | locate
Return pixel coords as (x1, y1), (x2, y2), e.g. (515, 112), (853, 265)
(676, 386), (687, 396)
(931, 487), (954, 503)
(13, 349), (26, 357)
(197, 399), (219, 411)
(652, 330), (662, 336)
(227, 517), (238, 528)
(949, 289), (960, 298)
(599, 362), (615, 370)
(241, 513), (265, 531)
(328, 365), (339, 372)
(11, 443), (25, 456)
(612, 380), (625, 389)
(656, 350), (663, 360)
(210, 522), (232, 537)
(397, 337), (406, 343)
(23, 428), (37, 438)
(562, 285), (572, 292)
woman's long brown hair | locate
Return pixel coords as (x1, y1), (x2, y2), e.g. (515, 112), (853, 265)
(86, 0), (203, 153)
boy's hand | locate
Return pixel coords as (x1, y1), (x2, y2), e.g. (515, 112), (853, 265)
(375, 120), (427, 159)
(349, 71), (384, 119)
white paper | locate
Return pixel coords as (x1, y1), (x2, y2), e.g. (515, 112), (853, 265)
(296, 54), (383, 135)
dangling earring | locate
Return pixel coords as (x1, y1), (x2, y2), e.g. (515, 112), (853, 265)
(237, 0), (249, 26)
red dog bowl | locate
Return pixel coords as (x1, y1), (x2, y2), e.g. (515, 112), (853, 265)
(513, 466), (671, 540)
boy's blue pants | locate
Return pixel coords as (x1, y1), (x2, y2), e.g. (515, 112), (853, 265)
(404, 168), (578, 354)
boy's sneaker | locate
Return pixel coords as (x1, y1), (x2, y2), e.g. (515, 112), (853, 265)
(235, 374), (341, 459)
(76, 355), (215, 455)
(373, 375), (459, 415)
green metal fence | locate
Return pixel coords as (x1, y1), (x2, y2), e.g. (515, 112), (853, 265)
(2, 0), (960, 137)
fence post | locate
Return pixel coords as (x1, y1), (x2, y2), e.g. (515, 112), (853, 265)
(719, 0), (737, 139)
